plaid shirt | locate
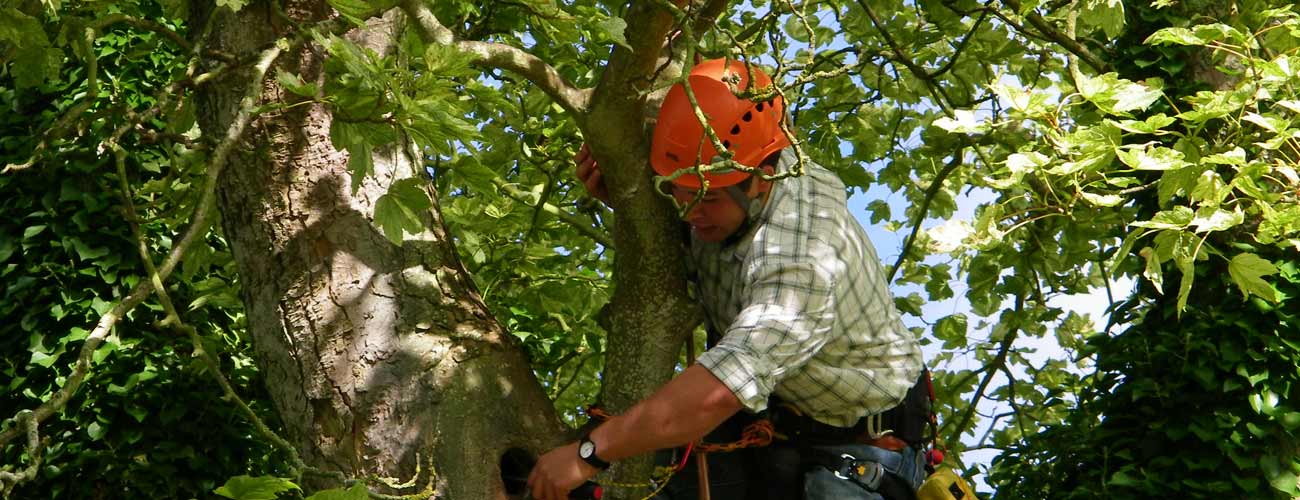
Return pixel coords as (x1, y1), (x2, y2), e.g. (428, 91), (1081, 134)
(692, 150), (923, 427)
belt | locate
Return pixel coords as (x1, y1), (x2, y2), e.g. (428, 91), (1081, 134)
(861, 434), (908, 452)
(770, 402), (908, 449)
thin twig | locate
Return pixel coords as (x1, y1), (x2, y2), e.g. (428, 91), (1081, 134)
(888, 154), (964, 283)
(941, 295), (1023, 439)
(494, 177), (614, 248)
(1001, 0), (1109, 73)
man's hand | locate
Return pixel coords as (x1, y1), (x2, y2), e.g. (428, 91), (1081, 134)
(526, 442), (600, 500)
(574, 143), (611, 205)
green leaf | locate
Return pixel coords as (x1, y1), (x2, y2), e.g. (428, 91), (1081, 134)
(1190, 170), (1230, 207)
(1190, 205), (1237, 231)
(216, 0), (249, 12)
(1262, 454), (1300, 495)
(1243, 112), (1290, 133)
(1191, 206), (1243, 232)
(1173, 233), (1196, 314)
(29, 350), (59, 368)
(1258, 204), (1300, 244)
(23, 224), (47, 240)
(1179, 89), (1250, 123)
(992, 83), (1051, 114)
(346, 142), (374, 192)
(1131, 206), (1194, 229)
(70, 238), (109, 261)
(867, 200), (890, 224)
(1117, 146), (1190, 171)
(1113, 114), (1175, 134)
(214, 475), (301, 500)
(0, 237), (15, 264)
(374, 178), (433, 245)
(1228, 253), (1279, 302)
(1078, 73), (1162, 115)
(305, 483), (369, 500)
(328, 0), (375, 23)
(1080, 191), (1124, 207)
(1144, 27), (1203, 46)
(933, 314), (968, 349)
(1082, 0), (1125, 39)
(1107, 467), (1141, 487)
(594, 17), (632, 50)
(125, 405), (149, 423)
(894, 293), (925, 317)
(276, 69), (318, 97)
(87, 421), (106, 440)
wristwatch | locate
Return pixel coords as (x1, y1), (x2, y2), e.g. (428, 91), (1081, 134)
(578, 434), (611, 470)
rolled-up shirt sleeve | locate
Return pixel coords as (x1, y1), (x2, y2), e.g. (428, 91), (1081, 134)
(696, 255), (836, 414)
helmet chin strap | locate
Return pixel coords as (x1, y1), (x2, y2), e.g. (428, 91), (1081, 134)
(720, 182), (765, 247)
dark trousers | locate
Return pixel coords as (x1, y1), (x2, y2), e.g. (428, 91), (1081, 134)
(653, 415), (923, 500)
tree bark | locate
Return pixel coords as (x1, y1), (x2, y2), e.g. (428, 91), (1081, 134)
(582, 0), (706, 490)
(192, 3), (565, 497)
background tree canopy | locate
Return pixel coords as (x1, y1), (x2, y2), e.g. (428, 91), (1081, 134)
(1, 0), (1297, 498)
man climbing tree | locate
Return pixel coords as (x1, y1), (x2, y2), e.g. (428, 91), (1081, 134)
(528, 58), (930, 500)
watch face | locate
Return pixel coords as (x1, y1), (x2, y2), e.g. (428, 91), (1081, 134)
(579, 441), (595, 458)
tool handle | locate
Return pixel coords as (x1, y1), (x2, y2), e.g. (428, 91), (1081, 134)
(570, 481), (603, 499)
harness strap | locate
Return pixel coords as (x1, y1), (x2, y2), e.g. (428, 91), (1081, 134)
(799, 447), (918, 500)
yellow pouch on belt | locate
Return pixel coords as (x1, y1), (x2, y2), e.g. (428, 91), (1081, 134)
(917, 467), (977, 500)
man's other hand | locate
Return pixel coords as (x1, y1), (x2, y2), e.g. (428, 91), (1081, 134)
(574, 143), (611, 205)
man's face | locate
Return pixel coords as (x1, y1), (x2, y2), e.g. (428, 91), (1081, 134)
(670, 184), (748, 243)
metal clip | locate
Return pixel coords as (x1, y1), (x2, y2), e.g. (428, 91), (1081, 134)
(833, 454), (884, 490)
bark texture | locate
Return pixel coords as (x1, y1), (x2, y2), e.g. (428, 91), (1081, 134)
(192, 3), (564, 497)
(581, 1), (706, 490)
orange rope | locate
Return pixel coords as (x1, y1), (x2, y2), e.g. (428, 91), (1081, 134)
(696, 419), (774, 453)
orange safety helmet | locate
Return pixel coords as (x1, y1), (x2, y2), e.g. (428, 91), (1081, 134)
(650, 59), (791, 189)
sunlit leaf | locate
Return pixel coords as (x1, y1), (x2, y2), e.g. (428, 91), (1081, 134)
(214, 476), (300, 500)
(1228, 253), (1279, 302)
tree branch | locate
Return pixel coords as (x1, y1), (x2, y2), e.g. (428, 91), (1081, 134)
(493, 177), (614, 248)
(941, 296), (1022, 440)
(399, 0), (591, 117)
(888, 153), (964, 283)
(1000, 0), (1109, 74)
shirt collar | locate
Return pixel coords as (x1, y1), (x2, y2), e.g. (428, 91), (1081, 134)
(712, 149), (795, 262)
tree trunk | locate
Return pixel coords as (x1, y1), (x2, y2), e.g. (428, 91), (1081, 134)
(581, 0), (706, 489)
(192, 3), (564, 496)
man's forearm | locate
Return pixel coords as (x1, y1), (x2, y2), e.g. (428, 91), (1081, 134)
(588, 364), (743, 462)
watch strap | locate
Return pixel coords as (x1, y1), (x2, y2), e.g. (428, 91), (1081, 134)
(578, 434), (611, 470)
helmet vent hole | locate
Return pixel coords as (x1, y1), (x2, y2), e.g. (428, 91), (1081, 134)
(722, 140), (731, 150)
(742, 111), (753, 122)
(767, 99), (775, 107)
(730, 125), (741, 135)
(756, 102), (765, 112)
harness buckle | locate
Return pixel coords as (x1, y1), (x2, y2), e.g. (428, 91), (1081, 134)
(832, 453), (884, 490)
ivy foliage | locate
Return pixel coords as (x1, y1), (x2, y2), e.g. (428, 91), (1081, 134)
(0, 1), (288, 498)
